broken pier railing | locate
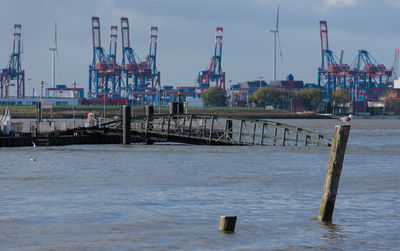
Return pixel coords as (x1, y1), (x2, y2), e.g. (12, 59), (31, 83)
(104, 114), (331, 146)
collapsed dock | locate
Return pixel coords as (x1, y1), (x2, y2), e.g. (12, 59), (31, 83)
(0, 108), (331, 147)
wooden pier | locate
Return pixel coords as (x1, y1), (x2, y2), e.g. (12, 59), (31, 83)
(0, 114), (331, 147)
(105, 113), (331, 146)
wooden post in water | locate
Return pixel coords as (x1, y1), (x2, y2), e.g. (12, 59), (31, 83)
(122, 105), (131, 144)
(219, 216), (237, 233)
(318, 125), (350, 222)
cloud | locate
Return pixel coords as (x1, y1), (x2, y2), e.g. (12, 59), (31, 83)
(325, 0), (358, 6)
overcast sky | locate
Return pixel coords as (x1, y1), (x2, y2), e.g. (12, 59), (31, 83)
(1, 0), (400, 93)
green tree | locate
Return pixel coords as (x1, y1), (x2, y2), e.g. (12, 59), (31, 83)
(384, 97), (400, 113)
(249, 87), (291, 108)
(297, 88), (322, 111)
(201, 87), (228, 106)
(332, 89), (350, 105)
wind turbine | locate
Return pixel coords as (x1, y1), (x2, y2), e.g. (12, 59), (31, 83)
(49, 22), (59, 93)
(270, 5), (283, 84)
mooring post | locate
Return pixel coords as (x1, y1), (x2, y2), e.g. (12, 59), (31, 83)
(260, 123), (265, 145)
(219, 216), (237, 233)
(318, 125), (351, 222)
(208, 116), (214, 144)
(238, 120), (244, 145)
(122, 105), (131, 144)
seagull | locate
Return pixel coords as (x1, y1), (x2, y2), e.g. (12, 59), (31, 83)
(30, 157), (37, 161)
(338, 114), (353, 122)
(31, 141), (36, 148)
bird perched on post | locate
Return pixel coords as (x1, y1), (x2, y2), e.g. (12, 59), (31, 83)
(338, 114), (353, 122)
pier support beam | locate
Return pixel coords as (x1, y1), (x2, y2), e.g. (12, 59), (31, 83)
(122, 105), (131, 144)
(318, 125), (350, 222)
(225, 119), (233, 141)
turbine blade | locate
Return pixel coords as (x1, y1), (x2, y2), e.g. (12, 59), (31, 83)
(55, 21), (57, 49)
(277, 32), (283, 63)
(276, 4), (280, 30)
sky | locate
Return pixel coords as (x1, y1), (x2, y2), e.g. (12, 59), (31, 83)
(1, 0), (400, 94)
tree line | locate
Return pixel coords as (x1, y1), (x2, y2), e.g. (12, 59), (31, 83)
(201, 86), (400, 113)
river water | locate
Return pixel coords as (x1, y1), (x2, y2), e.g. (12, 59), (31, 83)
(0, 119), (399, 250)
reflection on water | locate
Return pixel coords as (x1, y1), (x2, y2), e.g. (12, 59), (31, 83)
(0, 119), (399, 250)
(320, 221), (346, 242)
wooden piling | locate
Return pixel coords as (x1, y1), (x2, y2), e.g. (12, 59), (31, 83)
(169, 102), (178, 114)
(219, 216), (237, 233)
(318, 125), (350, 222)
(178, 102), (184, 114)
(122, 105), (131, 144)
(145, 105), (154, 116)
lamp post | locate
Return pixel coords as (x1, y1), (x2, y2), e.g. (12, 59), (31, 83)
(40, 81), (44, 100)
(40, 81), (44, 122)
(28, 78), (31, 97)
(5, 80), (9, 106)
(72, 82), (76, 128)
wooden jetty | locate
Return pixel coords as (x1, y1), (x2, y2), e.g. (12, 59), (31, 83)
(0, 113), (331, 147)
(106, 113), (331, 146)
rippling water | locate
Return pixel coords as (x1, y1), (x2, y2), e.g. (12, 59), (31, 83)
(0, 119), (399, 250)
